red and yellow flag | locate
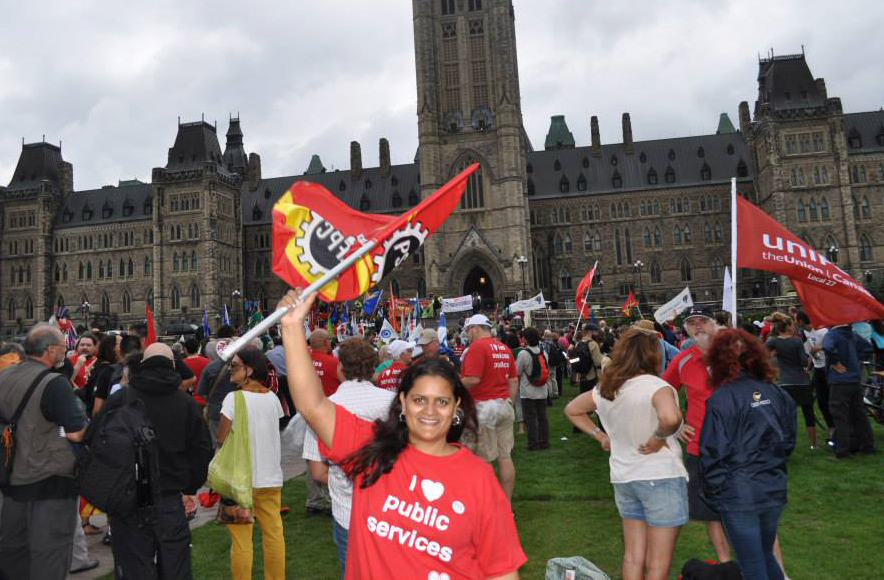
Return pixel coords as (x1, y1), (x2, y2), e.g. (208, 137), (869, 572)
(272, 165), (478, 302)
(621, 292), (638, 316)
(574, 261), (598, 318)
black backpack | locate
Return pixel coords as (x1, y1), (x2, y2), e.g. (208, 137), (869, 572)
(680, 559), (742, 580)
(572, 341), (593, 374)
(77, 388), (161, 521)
(546, 341), (566, 367)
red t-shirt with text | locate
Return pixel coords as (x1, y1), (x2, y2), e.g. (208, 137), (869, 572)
(184, 356), (210, 406)
(376, 361), (407, 392)
(311, 350), (341, 396)
(68, 355), (96, 389)
(460, 337), (516, 401)
(661, 345), (714, 456)
(319, 405), (526, 580)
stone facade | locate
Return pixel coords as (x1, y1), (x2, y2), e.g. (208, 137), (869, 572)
(2, 6), (883, 336)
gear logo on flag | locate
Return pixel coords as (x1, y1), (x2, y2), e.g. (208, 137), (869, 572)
(370, 221), (429, 284)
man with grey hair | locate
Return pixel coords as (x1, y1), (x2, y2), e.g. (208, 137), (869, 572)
(0, 324), (89, 579)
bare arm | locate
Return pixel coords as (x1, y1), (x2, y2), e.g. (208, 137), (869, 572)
(461, 376), (481, 389)
(216, 414), (231, 445)
(91, 398), (105, 418)
(280, 290), (337, 448)
(488, 572), (518, 580)
(564, 390), (609, 451)
(307, 459), (329, 485)
(638, 386), (683, 454)
(64, 427), (86, 443)
(180, 377), (196, 391)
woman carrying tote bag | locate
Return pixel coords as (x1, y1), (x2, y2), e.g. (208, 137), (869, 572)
(216, 346), (285, 580)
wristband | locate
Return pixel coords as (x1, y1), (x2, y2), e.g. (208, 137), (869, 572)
(592, 426), (602, 436)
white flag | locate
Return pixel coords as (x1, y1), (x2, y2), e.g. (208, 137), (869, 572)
(407, 324), (423, 344)
(508, 292), (546, 314)
(722, 267), (734, 319)
(441, 295), (474, 313)
(654, 287), (693, 324)
(379, 319), (398, 343)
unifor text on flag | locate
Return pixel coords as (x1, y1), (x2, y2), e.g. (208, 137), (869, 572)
(272, 165), (478, 302)
(735, 194), (884, 327)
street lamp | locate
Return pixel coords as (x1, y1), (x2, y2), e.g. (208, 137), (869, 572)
(770, 276), (779, 296)
(79, 301), (91, 327)
(864, 270), (873, 285)
(827, 245), (839, 264)
(232, 289), (242, 326)
(516, 255), (528, 298)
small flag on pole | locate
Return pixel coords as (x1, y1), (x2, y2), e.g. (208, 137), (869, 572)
(621, 292), (638, 316)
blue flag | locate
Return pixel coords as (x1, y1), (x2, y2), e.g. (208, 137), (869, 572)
(222, 304), (231, 326)
(202, 307), (210, 337)
(362, 290), (383, 316)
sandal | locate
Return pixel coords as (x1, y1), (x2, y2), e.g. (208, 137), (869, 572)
(82, 523), (104, 535)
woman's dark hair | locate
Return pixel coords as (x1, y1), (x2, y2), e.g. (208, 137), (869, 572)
(343, 357), (477, 489)
(521, 326), (541, 347)
(598, 328), (660, 401)
(123, 350), (143, 376)
(96, 334), (120, 364)
(183, 337), (200, 355)
(795, 310), (811, 326)
(707, 328), (776, 389)
(504, 331), (520, 350)
(235, 346), (269, 382)
(120, 334), (142, 357)
(770, 312), (793, 335)
(338, 338), (378, 381)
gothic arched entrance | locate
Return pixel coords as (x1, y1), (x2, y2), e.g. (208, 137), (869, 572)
(464, 266), (495, 310)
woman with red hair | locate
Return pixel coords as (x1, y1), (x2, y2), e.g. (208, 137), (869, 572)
(700, 329), (796, 580)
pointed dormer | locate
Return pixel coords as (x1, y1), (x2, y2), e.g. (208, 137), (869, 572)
(223, 116), (249, 178)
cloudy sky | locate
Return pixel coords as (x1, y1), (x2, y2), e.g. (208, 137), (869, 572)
(1, 0), (882, 190)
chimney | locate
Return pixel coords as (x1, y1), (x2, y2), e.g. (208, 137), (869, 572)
(350, 141), (363, 181)
(59, 161), (74, 195)
(622, 113), (634, 154)
(379, 138), (391, 178)
(248, 152), (261, 190)
(815, 78), (827, 100)
(738, 101), (751, 135)
(590, 116), (601, 157)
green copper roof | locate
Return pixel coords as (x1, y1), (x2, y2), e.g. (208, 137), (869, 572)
(716, 113), (736, 135)
(305, 154), (326, 175)
(544, 115), (575, 150)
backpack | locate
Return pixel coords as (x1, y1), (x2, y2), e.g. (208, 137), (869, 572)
(77, 388), (161, 521)
(572, 341), (593, 374)
(527, 350), (550, 387)
(546, 341), (566, 367)
(680, 559), (742, 580)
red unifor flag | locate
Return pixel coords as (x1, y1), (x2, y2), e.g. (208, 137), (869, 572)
(574, 261), (598, 318)
(621, 292), (639, 315)
(272, 165), (478, 302)
(144, 303), (157, 347)
(735, 194), (884, 327)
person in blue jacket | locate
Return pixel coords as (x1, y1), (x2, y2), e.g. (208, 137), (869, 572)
(699, 328), (796, 580)
(822, 324), (875, 459)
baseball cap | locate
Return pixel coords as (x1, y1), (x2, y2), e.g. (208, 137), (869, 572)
(464, 314), (491, 329)
(388, 339), (415, 359)
(682, 305), (714, 321)
(417, 328), (440, 346)
(582, 322), (600, 332)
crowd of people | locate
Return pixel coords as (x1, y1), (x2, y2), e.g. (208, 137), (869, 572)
(0, 294), (880, 579)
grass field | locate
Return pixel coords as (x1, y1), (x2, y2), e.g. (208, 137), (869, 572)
(174, 379), (884, 579)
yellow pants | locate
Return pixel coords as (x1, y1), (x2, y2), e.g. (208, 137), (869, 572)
(226, 487), (285, 580)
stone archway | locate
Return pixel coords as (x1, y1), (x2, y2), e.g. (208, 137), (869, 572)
(447, 249), (505, 310)
(463, 266), (494, 307)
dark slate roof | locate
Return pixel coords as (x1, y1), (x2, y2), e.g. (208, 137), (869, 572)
(544, 115), (575, 150)
(526, 132), (751, 199)
(223, 118), (248, 170)
(755, 54), (824, 114)
(305, 155), (326, 175)
(6, 142), (64, 191)
(242, 162), (421, 226)
(55, 180), (152, 229)
(166, 121), (224, 169)
(716, 113), (736, 134)
(843, 110), (884, 154)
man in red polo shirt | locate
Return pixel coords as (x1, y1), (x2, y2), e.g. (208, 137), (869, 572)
(662, 305), (731, 563)
(375, 339), (414, 391)
(309, 329), (341, 397)
(68, 333), (98, 389)
(460, 314), (518, 501)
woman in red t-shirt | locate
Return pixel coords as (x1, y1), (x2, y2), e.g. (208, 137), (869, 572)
(280, 290), (526, 580)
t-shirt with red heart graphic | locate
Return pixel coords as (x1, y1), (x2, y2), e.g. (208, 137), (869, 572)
(376, 361), (407, 392)
(460, 337), (516, 402)
(319, 404), (526, 580)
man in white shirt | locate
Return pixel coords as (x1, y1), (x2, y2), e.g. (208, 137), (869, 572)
(302, 338), (396, 576)
(796, 311), (833, 444)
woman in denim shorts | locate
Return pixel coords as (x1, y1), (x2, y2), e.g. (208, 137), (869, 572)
(565, 326), (688, 580)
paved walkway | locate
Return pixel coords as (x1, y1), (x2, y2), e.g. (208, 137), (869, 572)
(68, 454), (306, 579)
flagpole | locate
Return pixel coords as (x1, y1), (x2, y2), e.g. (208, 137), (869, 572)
(220, 239), (378, 361)
(730, 177), (738, 325)
(572, 260), (598, 329)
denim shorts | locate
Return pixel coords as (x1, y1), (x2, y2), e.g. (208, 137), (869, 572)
(612, 477), (689, 527)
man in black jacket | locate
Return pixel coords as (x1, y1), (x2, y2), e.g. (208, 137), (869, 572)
(99, 342), (212, 579)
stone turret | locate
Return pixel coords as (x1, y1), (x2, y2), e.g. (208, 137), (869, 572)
(248, 153), (261, 190)
(379, 138), (391, 178)
(544, 115), (575, 150)
(590, 116), (601, 157)
(738, 102), (751, 135)
(622, 113), (633, 154)
(350, 141), (363, 181)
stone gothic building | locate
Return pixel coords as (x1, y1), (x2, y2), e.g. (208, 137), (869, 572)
(1, 0), (883, 335)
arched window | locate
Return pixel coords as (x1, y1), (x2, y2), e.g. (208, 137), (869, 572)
(647, 168), (658, 185)
(714, 222), (722, 242)
(593, 232), (601, 252)
(650, 261), (662, 284)
(576, 173), (587, 191)
(144, 256), (152, 276)
(680, 258), (692, 282)
(861, 196), (871, 218)
(820, 197), (830, 220)
(612, 170), (622, 188)
(191, 251), (198, 271)
(859, 235), (873, 262)
(583, 233), (592, 252)
(824, 236), (839, 263)
(710, 257), (723, 280)
(615, 229), (622, 265)
(553, 234), (563, 256)
(564, 234), (572, 255)
(704, 223), (712, 243)
(99, 261), (105, 279)
(808, 198), (818, 221)
(57, 294), (65, 309)
(559, 175), (570, 193)
(458, 155), (485, 209)
(644, 228), (652, 247)
(55, 264), (61, 282)
(255, 260), (262, 277)
(171, 287), (181, 310)
(25, 297), (34, 320)
(63, 263), (68, 281)
(700, 162), (711, 181)
(654, 227), (662, 246)
(122, 291), (131, 314)
(86, 262), (93, 279)
(408, 189), (419, 206)
(665, 166), (675, 184)
(173, 253), (179, 272)
(7, 298), (15, 321)
(796, 199), (807, 222)
(674, 225), (682, 245)
(683, 225), (691, 243)
(128, 259), (134, 277)
(101, 293), (110, 314)
(559, 268), (572, 290)
(146, 289), (154, 310)
(554, 159), (561, 171)
(191, 285), (201, 307)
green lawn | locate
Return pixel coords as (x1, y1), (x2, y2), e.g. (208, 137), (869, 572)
(178, 379), (883, 579)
